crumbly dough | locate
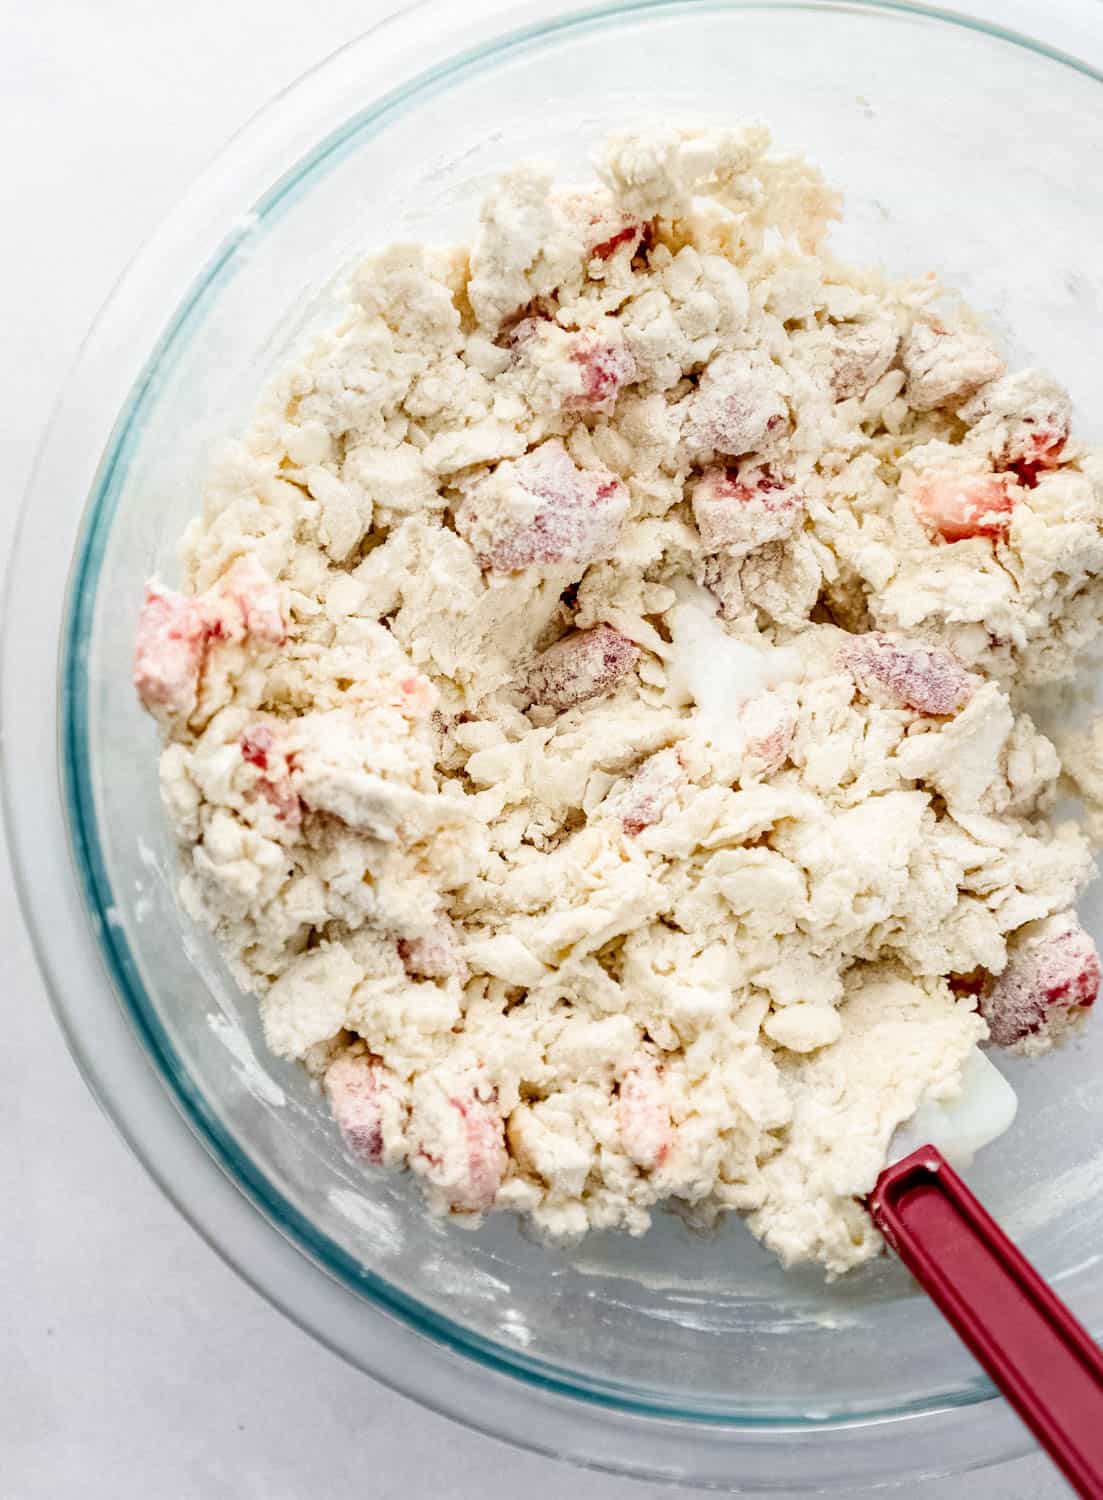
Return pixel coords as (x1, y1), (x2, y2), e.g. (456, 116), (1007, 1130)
(135, 125), (1103, 1276)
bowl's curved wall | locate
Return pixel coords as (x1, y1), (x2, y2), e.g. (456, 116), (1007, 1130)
(7, 0), (1103, 1489)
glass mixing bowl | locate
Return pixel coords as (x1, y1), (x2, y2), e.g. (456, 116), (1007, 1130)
(7, 0), (1103, 1489)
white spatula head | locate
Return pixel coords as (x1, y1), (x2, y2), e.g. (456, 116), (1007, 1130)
(890, 1047), (1018, 1171)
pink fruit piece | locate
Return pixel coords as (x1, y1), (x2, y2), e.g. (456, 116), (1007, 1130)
(841, 633), (975, 717)
(240, 722), (302, 830)
(981, 917), (1101, 1048)
(1008, 427), (1069, 487)
(686, 356), (788, 460)
(506, 310), (549, 343)
(396, 672), (436, 718)
(526, 625), (639, 712)
(1002, 410), (1070, 473)
(415, 1093), (507, 1214)
(910, 470), (1017, 543)
(901, 320), (1005, 412)
(465, 444), (629, 573)
(325, 1052), (391, 1165)
(258, 778), (301, 828)
(136, 556), (287, 725)
(691, 464), (804, 558)
(499, 303), (557, 348)
(592, 224), (643, 259)
(568, 335), (637, 412)
(211, 555), (287, 645)
(740, 692), (796, 772)
(830, 317), (899, 400)
(618, 1054), (673, 1172)
(959, 371), (1072, 486)
(605, 748), (683, 835)
(554, 188), (648, 261)
(397, 923), (464, 980)
(240, 723), (274, 771)
(133, 583), (209, 720)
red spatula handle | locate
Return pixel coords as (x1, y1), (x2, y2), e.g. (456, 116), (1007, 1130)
(870, 1147), (1103, 1499)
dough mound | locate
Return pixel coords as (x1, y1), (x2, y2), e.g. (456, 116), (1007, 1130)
(136, 126), (1102, 1275)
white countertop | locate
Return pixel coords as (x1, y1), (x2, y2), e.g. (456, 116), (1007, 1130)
(0, 1), (1075, 1493)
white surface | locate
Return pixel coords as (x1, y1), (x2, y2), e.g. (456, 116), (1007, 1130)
(0, 1), (1075, 1494)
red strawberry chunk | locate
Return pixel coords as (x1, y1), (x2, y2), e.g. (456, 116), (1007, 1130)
(211, 555), (287, 644)
(463, 443), (628, 573)
(569, 335), (637, 412)
(526, 625), (639, 712)
(841, 633), (975, 717)
(398, 923), (464, 980)
(740, 692), (796, 772)
(959, 371), (1072, 486)
(325, 1053), (391, 1165)
(554, 187), (648, 261)
(135, 557), (286, 724)
(981, 917), (1101, 1047)
(687, 357), (788, 460)
(830, 318), (898, 400)
(618, 1054), (673, 1172)
(901, 321), (1005, 412)
(240, 722), (302, 830)
(240, 724), (274, 770)
(910, 471), (1017, 543)
(692, 464), (804, 557)
(450, 1095), (506, 1212)
(1008, 419), (1069, 473)
(592, 223), (644, 260)
(413, 1092), (507, 1214)
(604, 748), (683, 835)
(133, 584), (208, 720)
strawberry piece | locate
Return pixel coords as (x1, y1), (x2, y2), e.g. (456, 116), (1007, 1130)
(396, 672), (436, 719)
(910, 471), (1017, 543)
(210, 555), (287, 645)
(618, 1054), (673, 1172)
(604, 748), (683, 835)
(462, 443), (628, 573)
(691, 464), (804, 557)
(526, 625), (639, 712)
(413, 1092), (507, 1214)
(1006, 419), (1069, 473)
(740, 692), (796, 771)
(133, 583), (208, 721)
(959, 370), (1072, 485)
(568, 335), (637, 412)
(592, 223), (643, 260)
(841, 633), (975, 717)
(686, 356), (787, 460)
(240, 722), (302, 830)
(398, 923), (464, 980)
(981, 917), (1101, 1047)
(554, 187), (647, 261)
(136, 557), (287, 725)
(830, 318), (899, 400)
(240, 724), (274, 771)
(901, 320), (1005, 412)
(325, 1053), (391, 1165)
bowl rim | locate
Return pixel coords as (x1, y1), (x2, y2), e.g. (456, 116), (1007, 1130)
(7, 0), (1103, 1485)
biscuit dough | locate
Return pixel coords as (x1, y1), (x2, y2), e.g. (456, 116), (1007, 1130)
(135, 126), (1103, 1274)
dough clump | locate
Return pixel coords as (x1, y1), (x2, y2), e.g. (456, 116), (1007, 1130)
(135, 125), (1103, 1275)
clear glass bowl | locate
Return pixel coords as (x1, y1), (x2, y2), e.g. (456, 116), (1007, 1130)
(7, 0), (1103, 1489)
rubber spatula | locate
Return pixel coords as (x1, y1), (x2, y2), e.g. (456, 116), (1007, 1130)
(869, 1128), (1103, 1498)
